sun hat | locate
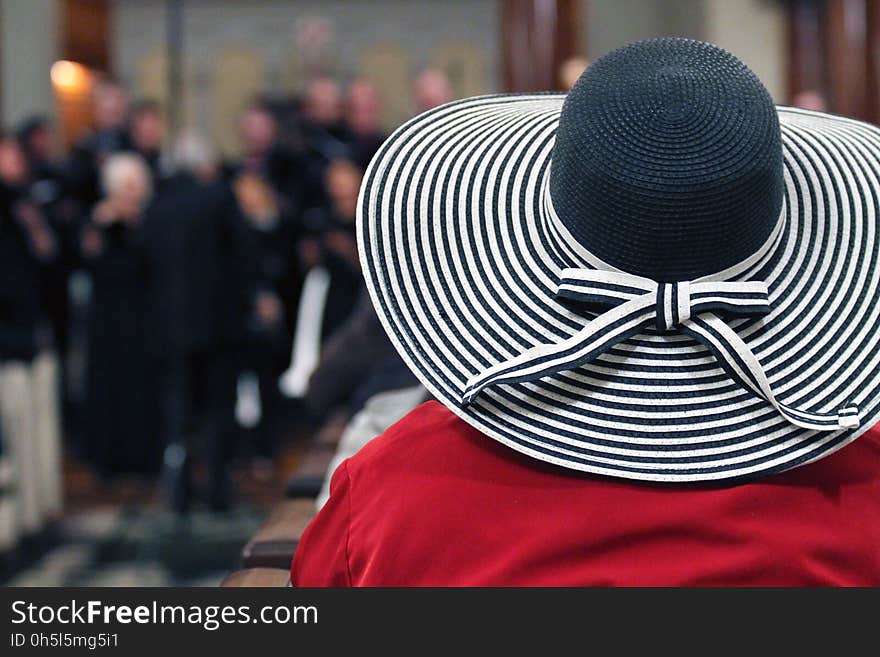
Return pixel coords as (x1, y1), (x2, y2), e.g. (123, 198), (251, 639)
(357, 38), (880, 483)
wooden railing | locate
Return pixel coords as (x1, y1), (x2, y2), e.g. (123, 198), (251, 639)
(222, 411), (348, 587)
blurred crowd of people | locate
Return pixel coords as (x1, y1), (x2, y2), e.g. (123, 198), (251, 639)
(0, 67), (454, 545)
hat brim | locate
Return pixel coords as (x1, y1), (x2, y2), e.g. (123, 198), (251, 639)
(358, 94), (880, 483)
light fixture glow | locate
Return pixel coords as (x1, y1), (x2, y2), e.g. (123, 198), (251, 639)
(51, 60), (87, 91)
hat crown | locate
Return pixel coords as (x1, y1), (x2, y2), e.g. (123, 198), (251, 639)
(549, 38), (783, 282)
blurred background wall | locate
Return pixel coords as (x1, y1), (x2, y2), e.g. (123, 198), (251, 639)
(0, 0), (60, 126)
(585, 0), (785, 99)
(112, 0), (499, 155)
(0, 0), (790, 149)
(6, 0), (879, 154)
(585, 0), (704, 61)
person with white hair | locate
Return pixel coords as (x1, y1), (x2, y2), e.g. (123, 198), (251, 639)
(143, 132), (256, 513)
(172, 130), (219, 181)
(79, 152), (159, 478)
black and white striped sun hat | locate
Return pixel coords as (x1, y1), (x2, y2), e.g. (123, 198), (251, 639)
(358, 38), (880, 482)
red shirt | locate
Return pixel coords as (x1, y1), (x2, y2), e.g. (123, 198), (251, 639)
(291, 401), (880, 586)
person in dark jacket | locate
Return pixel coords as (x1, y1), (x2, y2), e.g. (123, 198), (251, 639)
(306, 294), (419, 419)
(299, 78), (355, 212)
(17, 116), (78, 359)
(79, 152), (158, 477)
(127, 100), (166, 187)
(0, 135), (56, 364)
(64, 78), (130, 209)
(0, 134), (65, 531)
(17, 117), (64, 210)
(144, 134), (256, 513)
(236, 102), (303, 212)
(312, 158), (363, 339)
(280, 159), (363, 400)
(345, 79), (387, 171)
(233, 173), (299, 462)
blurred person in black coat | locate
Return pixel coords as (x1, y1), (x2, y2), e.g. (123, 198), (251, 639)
(16, 117), (83, 450)
(0, 135), (62, 534)
(17, 117), (78, 356)
(301, 77), (353, 152)
(300, 158), (363, 339)
(128, 100), (166, 186)
(65, 78), (130, 208)
(233, 173), (299, 463)
(0, 135), (57, 364)
(237, 102), (302, 211)
(78, 153), (158, 477)
(17, 117), (64, 209)
(345, 79), (387, 170)
(282, 159), (363, 400)
(144, 133), (256, 513)
(299, 77), (355, 211)
(306, 294), (419, 419)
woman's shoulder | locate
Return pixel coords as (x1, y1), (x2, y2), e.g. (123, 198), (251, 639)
(347, 400), (476, 471)
(343, 399), (577, 494)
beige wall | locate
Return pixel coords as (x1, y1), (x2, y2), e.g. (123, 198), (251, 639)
(112, 0), (499, 155)
(0, 0), (787, 130)
(584, 0), (786, 102)
(702, 0), (786, 102)
(0, 0), (59, 127)
(586, 0), (704, 59)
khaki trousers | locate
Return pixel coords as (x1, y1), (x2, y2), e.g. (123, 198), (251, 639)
(0, 353), (63, 548)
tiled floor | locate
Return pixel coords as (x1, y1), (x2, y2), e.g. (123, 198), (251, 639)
(6, 508), (262, 586)
(3, 428), (310, 587)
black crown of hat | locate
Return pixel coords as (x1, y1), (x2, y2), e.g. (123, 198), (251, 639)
(549, 38), (784, 282)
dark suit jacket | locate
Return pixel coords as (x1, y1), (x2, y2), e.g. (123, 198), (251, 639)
(143, 174), (256, 354)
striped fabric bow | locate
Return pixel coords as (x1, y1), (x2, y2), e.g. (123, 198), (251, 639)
(462, 269), (860, 431)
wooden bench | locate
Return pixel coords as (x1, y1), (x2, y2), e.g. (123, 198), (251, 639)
(234, 411), (345, 578)
(241, 498), (316, 569)
(312, 408), (349, 447)
(283, 409), (347, 498)
(284, 444), (336, 498)
(221, 568), (290, 587)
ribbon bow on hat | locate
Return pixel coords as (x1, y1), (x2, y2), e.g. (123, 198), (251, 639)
(462, 269), (859, 431)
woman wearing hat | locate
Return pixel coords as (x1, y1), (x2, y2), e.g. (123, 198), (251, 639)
(292, 39), (880, 586)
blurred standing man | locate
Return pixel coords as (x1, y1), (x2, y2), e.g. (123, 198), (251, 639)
(0, 135), (62, 534)
(66, 78), (130, 208)
(302, 77), (351, 150)
(234, 173), (300, 466)
(237, 102), (302, 211)
(300, 77), (353, 211)
(146, 135), (256, 513)
(309, 159), (363, 338)
(280, 159), (363, 399)
(17, 117), (64, 211)
(17, 117), (77, 366)
(128, 100), (166, 186)
(345, 79), (386, 170)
